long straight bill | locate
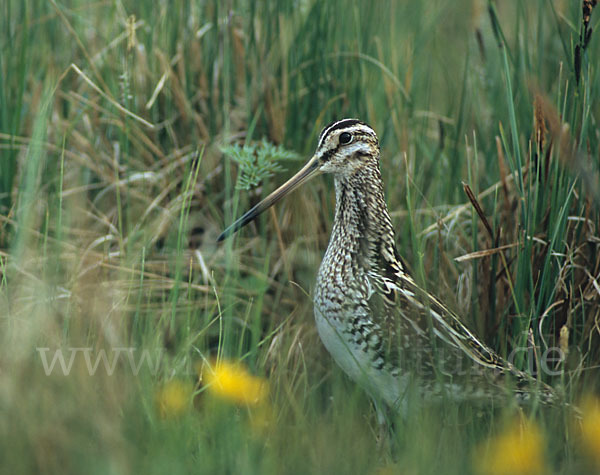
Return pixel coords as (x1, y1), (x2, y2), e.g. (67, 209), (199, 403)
(217, 155), (321, 241)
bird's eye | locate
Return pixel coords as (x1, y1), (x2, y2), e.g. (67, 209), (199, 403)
(339, 132), (353, 145)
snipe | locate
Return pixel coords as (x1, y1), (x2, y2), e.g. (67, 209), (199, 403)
(219, 119), (551, 413)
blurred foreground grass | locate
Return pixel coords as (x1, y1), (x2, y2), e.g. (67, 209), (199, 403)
(1, 0), (600, 473)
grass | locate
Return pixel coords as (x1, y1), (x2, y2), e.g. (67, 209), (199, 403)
(1, 0), (599, 473)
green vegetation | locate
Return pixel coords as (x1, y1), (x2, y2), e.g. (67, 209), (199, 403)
(1, 0), (599, 473)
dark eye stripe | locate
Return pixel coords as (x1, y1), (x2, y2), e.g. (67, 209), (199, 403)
(352, 132), (373, 142)
(320, 148), (336, 162)
(319, 132), (377, 162)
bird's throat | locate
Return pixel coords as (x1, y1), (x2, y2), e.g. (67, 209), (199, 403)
(326, 164), (396, 278)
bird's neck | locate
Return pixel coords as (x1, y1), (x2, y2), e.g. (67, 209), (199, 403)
(325, 163), (397, 277)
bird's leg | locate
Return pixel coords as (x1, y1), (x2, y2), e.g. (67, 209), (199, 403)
(372, 398), (394, 459)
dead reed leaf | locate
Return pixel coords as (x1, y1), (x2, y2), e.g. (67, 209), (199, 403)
(454, 243), (519, 263)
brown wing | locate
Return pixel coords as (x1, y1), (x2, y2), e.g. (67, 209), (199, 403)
(367, 247), (557, 403)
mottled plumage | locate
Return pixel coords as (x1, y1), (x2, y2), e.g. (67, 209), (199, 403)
(219, 119), (553, 412)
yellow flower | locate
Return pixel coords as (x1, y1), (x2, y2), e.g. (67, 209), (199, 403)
(473, 417), (547, 475)
(202, 359), (268, 406)
(155, 379), (193, 418)
(579, 396), (600, 468)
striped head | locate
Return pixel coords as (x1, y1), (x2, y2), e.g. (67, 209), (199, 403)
(217, 118), (380, 241)
(315, 119), (380, 176)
